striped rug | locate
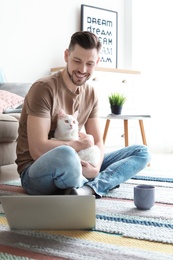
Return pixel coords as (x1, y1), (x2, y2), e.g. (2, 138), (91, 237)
(0, 169), (173, 259)
(0, 227), (172, 260)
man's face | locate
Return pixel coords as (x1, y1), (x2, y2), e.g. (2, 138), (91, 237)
(64, 44), (100, 86)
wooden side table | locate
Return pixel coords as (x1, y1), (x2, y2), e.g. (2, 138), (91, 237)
(101, 115), (151, 147)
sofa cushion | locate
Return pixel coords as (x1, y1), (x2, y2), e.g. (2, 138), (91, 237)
(0, 142), (17, 165)
(0, 90), (24, 113)
(0, 114), (19, 142)
(0, 114), (19, 166)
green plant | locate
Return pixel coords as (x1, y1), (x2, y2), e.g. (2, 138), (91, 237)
(108, 92), (126, 106)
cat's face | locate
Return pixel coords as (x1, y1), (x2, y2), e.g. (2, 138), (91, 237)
(57, 109), (78, 132)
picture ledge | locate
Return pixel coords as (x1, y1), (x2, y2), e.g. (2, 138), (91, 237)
(50, 67), (141, 75)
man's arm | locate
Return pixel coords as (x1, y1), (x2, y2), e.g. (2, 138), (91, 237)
(27, 115), (94, 160)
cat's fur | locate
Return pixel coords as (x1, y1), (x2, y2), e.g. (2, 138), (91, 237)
(54, 109), (100, 167)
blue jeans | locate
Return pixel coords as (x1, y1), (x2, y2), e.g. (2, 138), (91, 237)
(20, 145), (151, 197)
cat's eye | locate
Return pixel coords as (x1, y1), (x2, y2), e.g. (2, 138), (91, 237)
(73, 121), (76, 124)
(65, 120), (69, 123)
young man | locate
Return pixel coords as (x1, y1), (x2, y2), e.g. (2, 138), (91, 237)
(16, 31), (151, 197)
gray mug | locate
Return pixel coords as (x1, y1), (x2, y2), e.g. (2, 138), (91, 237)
(134, 185), (155, 210)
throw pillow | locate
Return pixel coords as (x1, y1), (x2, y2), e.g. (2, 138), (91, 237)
(0, 90), (24, 113)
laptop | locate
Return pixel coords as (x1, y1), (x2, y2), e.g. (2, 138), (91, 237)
(0, 195), (95, 230)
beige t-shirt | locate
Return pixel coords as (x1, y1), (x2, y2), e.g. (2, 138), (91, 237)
(16, 71), (99, 174)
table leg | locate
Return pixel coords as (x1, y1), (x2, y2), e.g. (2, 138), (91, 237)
(124, 120), (129, 146)
(139, 120), (150, 166)
(103, 119), (110, 144)
(139, 120), (147, 145)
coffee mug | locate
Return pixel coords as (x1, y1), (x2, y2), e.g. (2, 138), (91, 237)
(134, 185), (155, 210)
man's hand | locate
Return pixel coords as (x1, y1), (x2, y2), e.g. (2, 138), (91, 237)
(78, 132), (94, 149)
(81, 160), (99, 179)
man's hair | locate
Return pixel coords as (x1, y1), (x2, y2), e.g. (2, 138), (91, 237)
(68, 31), (102, 53)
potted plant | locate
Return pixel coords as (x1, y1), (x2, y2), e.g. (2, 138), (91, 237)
(108, 92), (126, 114)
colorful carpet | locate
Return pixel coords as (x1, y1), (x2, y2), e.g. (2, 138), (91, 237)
(0, 169), (173, 259)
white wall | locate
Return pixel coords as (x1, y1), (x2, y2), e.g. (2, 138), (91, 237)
(132, 0), (173, 152)
(0, 0), (125, 82)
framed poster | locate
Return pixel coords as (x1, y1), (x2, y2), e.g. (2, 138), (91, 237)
(81, 5), (118, 68)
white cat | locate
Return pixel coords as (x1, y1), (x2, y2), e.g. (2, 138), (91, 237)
(54, 109), (100, 167)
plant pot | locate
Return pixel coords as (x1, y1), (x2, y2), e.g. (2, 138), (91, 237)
(111, 105), (123, 115)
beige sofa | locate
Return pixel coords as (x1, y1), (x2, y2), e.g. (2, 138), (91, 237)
(0, 83), (32, 180)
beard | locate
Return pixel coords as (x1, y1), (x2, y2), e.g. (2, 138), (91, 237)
(67, 66), (90, 86)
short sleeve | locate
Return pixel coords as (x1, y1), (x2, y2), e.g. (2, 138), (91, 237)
(25, 82), (53, 118)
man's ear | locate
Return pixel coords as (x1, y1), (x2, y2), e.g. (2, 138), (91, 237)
(64, 49), (69, 62)
(96, 56), (100, 66)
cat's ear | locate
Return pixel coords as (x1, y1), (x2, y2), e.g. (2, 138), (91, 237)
(58, 108), (66, 119)
(73, 110), (78, 119)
